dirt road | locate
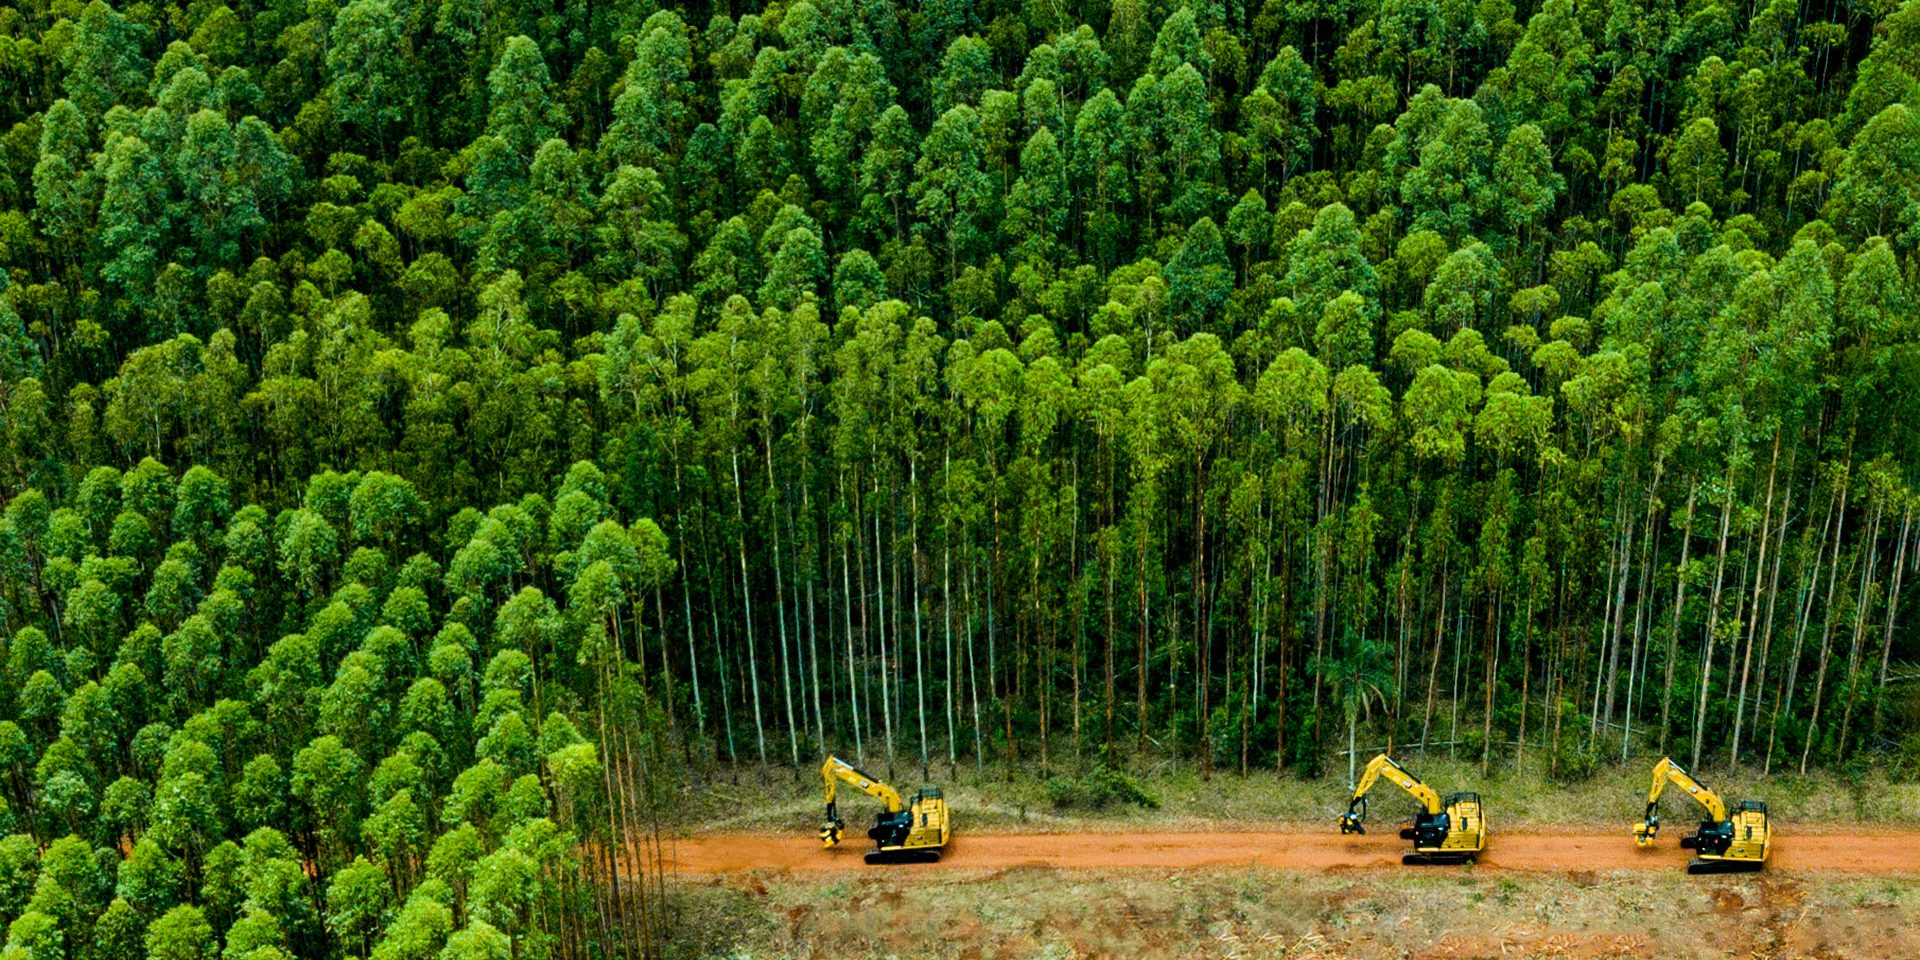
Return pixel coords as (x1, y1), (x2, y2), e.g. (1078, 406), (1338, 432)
(663, 827), (1920, 875)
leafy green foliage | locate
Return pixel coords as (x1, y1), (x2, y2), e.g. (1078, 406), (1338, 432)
(1044, 764), (1161, 811)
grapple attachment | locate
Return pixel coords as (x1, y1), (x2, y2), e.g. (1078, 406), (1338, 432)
(1633, 803), (1660, 847)
(821, 802), (845, 848)
(1338, 797), (1368, 835)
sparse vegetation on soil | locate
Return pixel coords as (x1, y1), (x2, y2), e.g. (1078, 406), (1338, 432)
(665, 867), (1920, 960)
(660, 762), (1920, 958)
(670, 759), (1920, 834)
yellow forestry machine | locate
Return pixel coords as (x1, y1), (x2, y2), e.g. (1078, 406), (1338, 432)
(1633, 756), (1770, 874)
(1338, 753), (1488, 864)
(819, 756), (951, 864)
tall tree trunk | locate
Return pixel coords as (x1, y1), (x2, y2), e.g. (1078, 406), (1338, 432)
(1768, 478), (1837, 776)
(1104, 533), (1117, 762)
(762, 437), (799, 769)
(1835, 494), (1885, 760)
(806, 547), (824, 752)
(910, 458), (929, 778)
(1592, 493), (1624, 746)
(1740, 483), (1791, 770)
(730, 451), (768, 767)
(1420, 561), (1449, 756)
(1623, 467), (1662, 761)
(841, 514), (863, 760)
(1729, 435), (1781, 768)
(1660, 482), (1698, 753)
(701, 504), (741, 767)
(672, 461), (704, 746)
(1874, 505), (1914, 734)
(1195, 454), (1212, 779)
(1691, 468), (1736, 770)
(1800, 466), (1852, 775)
(965, 553), (985, 772)
(1449, 581), (1464, 760)
(1137, 501), (1152, 761)
(872, 478), (895, 774)
(943, 448), (959, 773)
(1602, 491), (1636, 741)
(1481, 583), (1501, 775)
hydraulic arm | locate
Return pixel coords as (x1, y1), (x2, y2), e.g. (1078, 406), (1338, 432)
(819, 756), (951, 864)
(1633, 757), (1769, 873)
(1338, 754), (1487, 864)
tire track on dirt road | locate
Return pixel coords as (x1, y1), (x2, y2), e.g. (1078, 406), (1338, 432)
(661, 828), (1920, 875)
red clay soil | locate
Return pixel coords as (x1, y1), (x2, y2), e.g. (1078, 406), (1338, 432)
(662, 827), (1920, 875)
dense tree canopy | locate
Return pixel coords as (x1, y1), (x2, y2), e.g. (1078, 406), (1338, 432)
(3, 0), (1920, 953)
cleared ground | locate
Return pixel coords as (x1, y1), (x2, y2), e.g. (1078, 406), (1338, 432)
(663, 825), (1920, 875)
(664, 854), (1920, 959)
(662, 765), (1920, 958)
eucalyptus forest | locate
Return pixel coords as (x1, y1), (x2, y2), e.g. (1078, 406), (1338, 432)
(1, 0), (1920, 953)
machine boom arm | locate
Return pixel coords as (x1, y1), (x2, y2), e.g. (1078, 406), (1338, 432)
(822, 757), (905, 812)
(1339, 754), (1442, 833)
(820, 756), (901, 847)
(1635, 756), (1727, 845)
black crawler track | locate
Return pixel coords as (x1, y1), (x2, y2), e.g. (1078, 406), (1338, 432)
(865, 847), (943, 864)
(1402, 852), (1478, 865)
(1687, 856), (1764, 874)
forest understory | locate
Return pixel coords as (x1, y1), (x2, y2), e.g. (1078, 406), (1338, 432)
(667, 755), (1920, 831)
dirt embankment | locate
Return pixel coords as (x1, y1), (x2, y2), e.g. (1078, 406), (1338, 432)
(661, 827), (1920, 875)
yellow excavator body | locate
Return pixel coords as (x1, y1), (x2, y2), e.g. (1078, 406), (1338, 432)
(1633, 756), (1769, 874)
(1338, 754), (1487, 864)
(819, 756), (951, 864)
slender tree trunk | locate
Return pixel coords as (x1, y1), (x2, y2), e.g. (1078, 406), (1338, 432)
(1275, 526), (1294, 772)
(1519, 577), (1537, 770)
(672, 462), (704, 745)
(705, 513), (740, 767)
(989, 474), (1006, 770)
(1482, 584), (1500, 775)
(1195, 454), (1212, 779)
(1741, 483), (1791, 769)
(1769, 480), (1836, 776)
(1449, 580), (1464, 760)
(1835, 494), (1885, 760)
(1601, 491), (1635, 740)
(910, 459), (929, 777)
(806, 552), (824, 751)
(1623, 467), (1662, 761)
(965, 552), (985, 772)
(1691, 469), (1736, 770)
(841, 515), (863, 760)
(1137, 500), (1152, 761)
(1874, 505), (1914, 734)
(943, 449), (958, 772)
(1104, 533), (1117, 761)
(1800, 468), (1852, 775)
(762, 436), (799, 769)
(1070, 462), (1084, 770)
(871, 478), (895, 774)
(1592, 499), (1623, 746)
(1660, 483), (1698, 753)
(1730, 436), (1781, 768)
(730, 451), (769, 767)
(1420, 563), (1449, 756)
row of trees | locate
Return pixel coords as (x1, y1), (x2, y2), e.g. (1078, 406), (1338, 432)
(11, 201), (1919, 788)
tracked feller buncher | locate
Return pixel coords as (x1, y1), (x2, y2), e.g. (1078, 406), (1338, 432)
(819, 756), (951, 864)
(1338, 754), (1487, 864)
(1633, 756), (1770, 874)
